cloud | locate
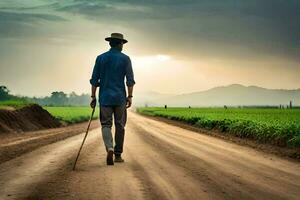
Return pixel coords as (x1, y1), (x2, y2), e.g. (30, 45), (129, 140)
(0, 10), (65, 22)
(1, 0), (300, 61)
(47, 0), (300, 61)
(0, 10), (66, 38)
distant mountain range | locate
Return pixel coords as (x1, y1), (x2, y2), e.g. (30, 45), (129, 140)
(135, 84), (300, 107)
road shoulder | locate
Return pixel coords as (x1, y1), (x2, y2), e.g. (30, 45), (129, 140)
(0, 120), (100, 164)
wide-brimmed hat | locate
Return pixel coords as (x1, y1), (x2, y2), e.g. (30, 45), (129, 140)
(105, 33), (128, 44)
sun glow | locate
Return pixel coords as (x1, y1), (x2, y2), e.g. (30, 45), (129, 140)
(131, 54), (171, 69)
(156, 54), (170, 62)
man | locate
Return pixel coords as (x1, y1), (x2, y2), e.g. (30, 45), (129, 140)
(90, 33), (135, 166)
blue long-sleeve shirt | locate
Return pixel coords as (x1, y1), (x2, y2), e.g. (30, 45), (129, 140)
(90, 48), (135, 106)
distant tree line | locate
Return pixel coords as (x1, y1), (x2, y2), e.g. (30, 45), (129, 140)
(0, 85), (91, 106)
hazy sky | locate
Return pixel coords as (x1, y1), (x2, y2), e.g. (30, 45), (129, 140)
(0, 0), (300, 96)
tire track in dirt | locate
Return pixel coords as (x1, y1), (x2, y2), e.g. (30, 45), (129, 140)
(140, 119), (300, 187)
(128, 120), (258, 199)
(126, 141), (215, 200)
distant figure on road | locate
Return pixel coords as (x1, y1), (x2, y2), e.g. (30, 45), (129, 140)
(90, 33), (135, 165)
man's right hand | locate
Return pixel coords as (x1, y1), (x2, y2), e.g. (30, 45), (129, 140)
(90, 97), (96, 109)
(126, 97), (132, 108)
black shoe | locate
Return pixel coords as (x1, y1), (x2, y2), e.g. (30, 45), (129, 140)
(106, 150), (114, 165)
(114, 155), (124, 163)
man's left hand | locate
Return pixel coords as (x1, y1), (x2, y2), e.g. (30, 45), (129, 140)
(90, 97), (96, 109)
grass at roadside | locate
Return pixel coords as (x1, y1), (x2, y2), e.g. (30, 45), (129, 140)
(137, 107), (300, 147)
(0, 100), (31, 109)
(44, 106), (99, 124)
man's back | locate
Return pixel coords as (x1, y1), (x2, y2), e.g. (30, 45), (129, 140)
(90, 47), (135, 106)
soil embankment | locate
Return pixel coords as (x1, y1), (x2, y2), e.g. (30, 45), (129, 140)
(0, 104), (61, 133)
(0, 104), (101, 163)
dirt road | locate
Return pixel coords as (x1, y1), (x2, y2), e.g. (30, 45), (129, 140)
(1, 112), (300, 200)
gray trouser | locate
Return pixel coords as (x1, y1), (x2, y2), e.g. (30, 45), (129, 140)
(100, 104), (127, 155)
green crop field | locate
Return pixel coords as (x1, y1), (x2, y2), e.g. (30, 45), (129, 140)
(44, 106), (99, 124)
(0, 100), (31, 109)
(137, 107), (300, 147)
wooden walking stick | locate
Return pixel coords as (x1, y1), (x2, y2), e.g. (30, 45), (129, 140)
(73, 107), (96, 170)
